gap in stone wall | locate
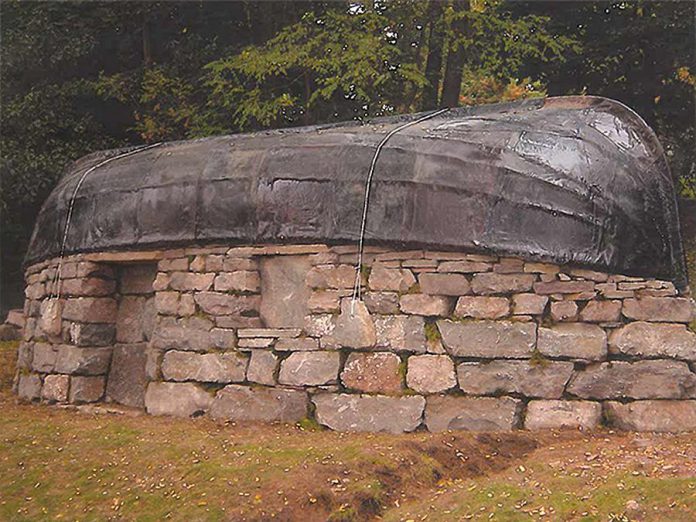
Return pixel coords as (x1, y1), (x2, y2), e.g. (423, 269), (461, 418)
(105, 263), (157, 408)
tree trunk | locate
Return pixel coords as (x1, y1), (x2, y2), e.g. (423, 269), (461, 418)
(142, 18), (152, 65)
(421, 1), (446, 110)
(440, 1), (470, 108)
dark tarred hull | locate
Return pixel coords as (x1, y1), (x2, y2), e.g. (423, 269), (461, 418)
(26, 96), (688, 290)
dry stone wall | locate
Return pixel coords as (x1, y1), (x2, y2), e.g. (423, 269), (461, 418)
(15, 244), (696, 433)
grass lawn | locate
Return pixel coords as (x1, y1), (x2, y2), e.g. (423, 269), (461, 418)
(0, 340), (694, 521)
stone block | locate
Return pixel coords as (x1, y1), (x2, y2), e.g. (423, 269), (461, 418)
(210, 385), (308, 422)
(6, 308), (25, 328)
(622, 297), (693, 323)
(246, 350), (278, 385)
(512, 294), (548, 315)
(31, 343), (57, 372)
(161, 350), (248, 383)
(406, 355), (456, 393)
(169, 272), (215, 292)
(550, 301), (578, 321)
(55, 346), (112, 375)
(418, 273), (470, 296)
(210, 328), (237, 350)
(63, 297), (117, 323)
(60, 277), (116, 297)
(69, 376), (105, 403)
(152, 272), (171, 291)
(41, 374), (69, 402)
(214, 271), (260, 293)
(150, 323), (213, 352)
(424, 396), (521, 432)
(214, 315), (263, 329)
(16, 342), (33, 370)
(76, 262), (114, 279)
(457, 360), (573, 398)
(306, 264), (356, 289)
(308, 290), (340, 313)
(363, 292), (400, 314)
(538, 324), (607, 361)
(279, 352), (340, 386)
(68, 322), (115, 347)
(454, 296), (509, 319)
(155, 291), (179, 315)
(17, 373), (42, 400)
(438, 260), (491, 273)
(525, 400), (602, 430)
(322, 299), (376, 349)
(400, 294), (452, 316)
(368, 265), (416, 292)
(223, 257), (257, 272)
(374, 315), (426, 353)
(312, 394), (425, 433)
(471, 273), (535, 295)
(39, 299), (64, 336)
(438, 320), (536, 359)
(534, 280), (595, 295)
(579, 300), (622, 322)
(0, 324), (19, 341)
(604, 400), (696, 432)
(568, 360), (696, 399)
(177, 294), (195, 316)
(145, 382), (213, 417)
(340, 352), (402, 393)
(609, 321), (696, 361)
(493, 257), (525, 274)
(194, 292), (260, 316)
(159, 257), (189, 272)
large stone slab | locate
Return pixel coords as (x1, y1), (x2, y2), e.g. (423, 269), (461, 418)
(340, 352), (402, 393)
(210, 385), (308, 422)
(609, 321), (696, 361)
(406, 355), (457, 393)
(567, 360), (696, 400)
(604, 400), (696, 432)
(55, 346), (112, 375)
(512, 294), (548, 315)
(31, 343), (57, 372)
(260, 256), (311, 327)
(150, 322), (213, 352)
(622, 297), (693, 323)
(161, 350), (248, 383)
(169, 272), (215, 291)
(437, 320), (536, 358)
(312, 394), (425, 433)
(537, 324), (607, 361)
(374, 315), (426, 353)
(145, 382), (213, 417)
(278, 352), (340, 386)
(105, 344), (148, 407)
(214, 271), (261, 293)
(116, 296), (148, 343)
(579, 300), (622, 322)
(524, 400), (602, 430)
(457, 360), (574, 399)
(424, 396), (521, 432)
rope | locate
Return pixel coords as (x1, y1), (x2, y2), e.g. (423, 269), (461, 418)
(49, 142), (162, 300)
(350, 108), (448, 314)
